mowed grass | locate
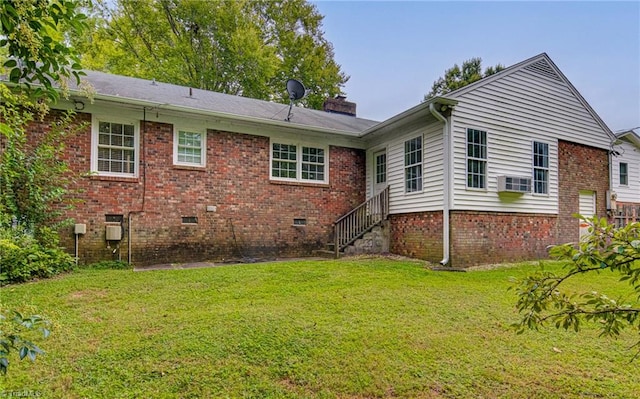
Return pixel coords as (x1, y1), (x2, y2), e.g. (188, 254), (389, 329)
(2, 257), (638, 398)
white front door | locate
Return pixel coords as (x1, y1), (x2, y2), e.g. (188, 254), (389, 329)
(578, 190), (596, 239)
(373, 150), (387, 195)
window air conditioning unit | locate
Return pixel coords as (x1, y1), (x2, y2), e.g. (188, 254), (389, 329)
(497, 175), (531, 193)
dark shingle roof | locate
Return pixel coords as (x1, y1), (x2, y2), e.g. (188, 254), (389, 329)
(79, 70), (379, 135)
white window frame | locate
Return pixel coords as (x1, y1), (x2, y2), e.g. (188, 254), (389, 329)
(91, 116), (140, 177)
(404, 136), (423, 193)
(270, 140), (329, 184)
(619, 162), (628, 186)
(466, 128), (487, 190)
(173, 128), (206, 167)
(532, 141), (550, 195)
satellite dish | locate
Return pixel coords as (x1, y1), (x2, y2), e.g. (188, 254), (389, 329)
(285, 79), (306, 121)
(286, 79), (306, 101)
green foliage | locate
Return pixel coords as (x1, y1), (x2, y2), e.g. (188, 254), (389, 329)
(76, 0), (347, 109)
(0, 0), (88, 101)
(0, 310), (50, 375)
(0, 86), (85, 232)
(424, 57), (505, 99)
(0, 226), (75, 284)
(511, 216), (640, 358)
(85, 260), (131, 270)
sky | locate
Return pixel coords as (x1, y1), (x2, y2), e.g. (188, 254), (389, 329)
(312, 1), (640, 132)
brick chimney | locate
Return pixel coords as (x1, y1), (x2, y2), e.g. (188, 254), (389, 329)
(323, 95), (356, 117)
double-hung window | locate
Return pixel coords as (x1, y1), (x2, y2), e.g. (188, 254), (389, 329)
(619, 162), (628, 185)
(174, 129), (206, 167)
(271, 141), (327, 183)
(404, 136), (422, 192)
(466, 128), (487, 189)
(533, 141), (549, 194)
(93, 118), (139, 176)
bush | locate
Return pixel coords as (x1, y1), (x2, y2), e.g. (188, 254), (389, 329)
(0, 228), (75, 285)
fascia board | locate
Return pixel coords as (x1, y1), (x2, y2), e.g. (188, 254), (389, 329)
(359, 96), (457, 138)
(73, 90), (365, 140)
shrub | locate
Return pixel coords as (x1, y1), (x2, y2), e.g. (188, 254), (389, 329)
(0, 227), (74, 285)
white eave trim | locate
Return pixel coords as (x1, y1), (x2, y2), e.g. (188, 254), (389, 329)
(359, 96), (458, 137)
(85, 91), (365, 138)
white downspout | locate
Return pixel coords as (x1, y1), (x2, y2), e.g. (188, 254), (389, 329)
(429, 103), (451, 266)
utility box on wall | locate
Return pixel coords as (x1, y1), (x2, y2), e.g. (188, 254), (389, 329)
(105, 225), (122, 241)
(74, 223), (86, 235)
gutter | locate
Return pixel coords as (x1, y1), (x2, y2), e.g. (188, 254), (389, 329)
(73, 92), (366, 138)
(360, 96), (457, 138)
(429, 102), (452, 266)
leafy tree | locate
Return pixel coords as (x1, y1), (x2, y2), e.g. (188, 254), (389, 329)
(75, 0), (348, 109)
(424, 57), (504, 100)
(0, 0), (87, 101)
(511, 216), (640, 359)
(0, 311), (50, 375)
(1, 0), (88, 231)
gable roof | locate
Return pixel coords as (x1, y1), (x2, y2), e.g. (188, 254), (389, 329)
(442, 53), (616, 141)
(69, 70), (379, 136)
(615, 128), (640, 147)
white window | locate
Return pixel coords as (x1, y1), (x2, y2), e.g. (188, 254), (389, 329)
(375, 152), (387, 184)
(466, 128), (487, 189)
(533, 141), (549, 194)
(619, 162), (628, 185)
(174, 129), (206, 167)
(404, 136), (422, 193)
(91, 117), (139, 177)
(271, 141), (328, 183)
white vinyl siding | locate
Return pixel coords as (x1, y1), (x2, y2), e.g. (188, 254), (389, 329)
(367, 121), (444, 214)
(446, 61), (605, 213)
(612, 140), (640, 203)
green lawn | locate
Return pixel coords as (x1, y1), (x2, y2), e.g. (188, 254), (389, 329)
(2, 257), (638, 398)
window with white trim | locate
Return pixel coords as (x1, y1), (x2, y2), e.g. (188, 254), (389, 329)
(619, 162), (628, 185)
(466, 128), (487, 189)
(174, 129), (205, 167)
(533, 141), (549, 194)
(271, 141), (327, 183)
(93, 118), (139, 176)
(404, 136), (422, 193)
(375, 152), (387, 184)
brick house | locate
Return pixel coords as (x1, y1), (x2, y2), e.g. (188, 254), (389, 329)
(15, 53), (618, 267)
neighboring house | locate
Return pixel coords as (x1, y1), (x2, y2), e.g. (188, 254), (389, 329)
(13, 53), (618, 267)
(610, 129), (640, 225)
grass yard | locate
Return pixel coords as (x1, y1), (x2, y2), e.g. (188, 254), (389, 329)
(1, 257), (638, 398)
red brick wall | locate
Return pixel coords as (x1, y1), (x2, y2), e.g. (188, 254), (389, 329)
(389, 211), (443, 262)
(31, 112), (365, 266)
(450, 211), (557, 266)
(557, 140), (609, 243)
